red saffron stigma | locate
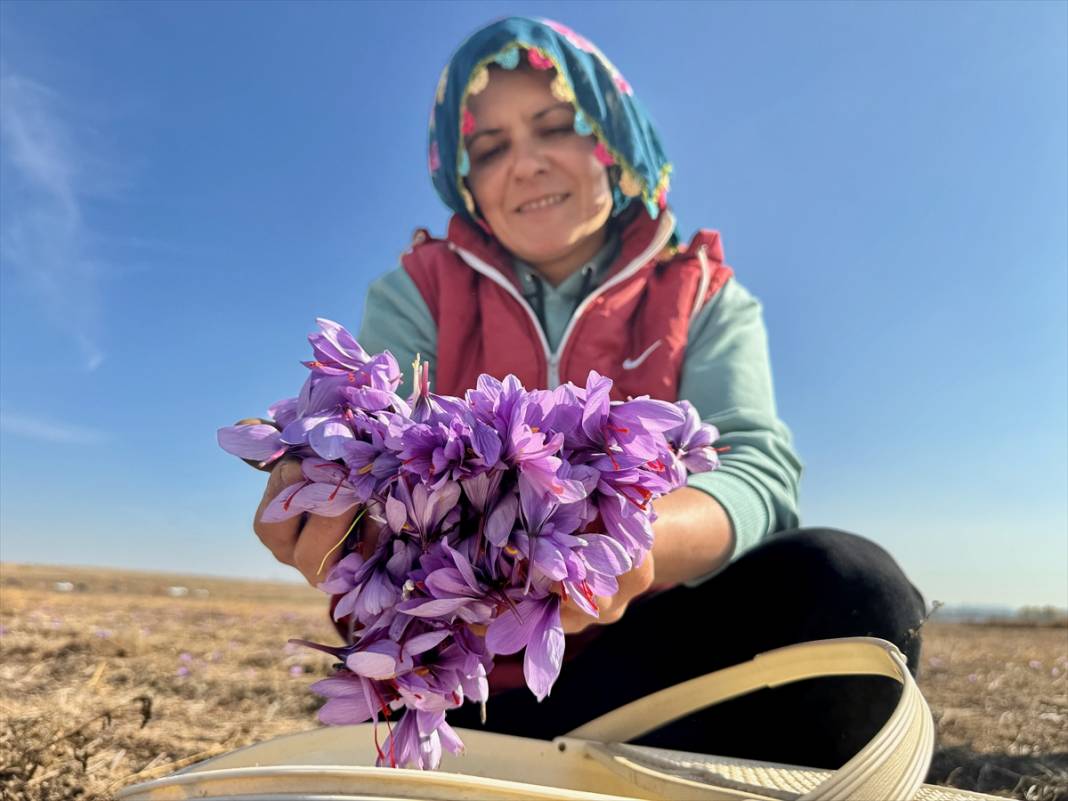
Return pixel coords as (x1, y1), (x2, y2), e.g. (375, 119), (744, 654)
(328, 474), (346, 501)
(282, 479), (313, 512)
(715, 446), (732, 453)
(579, 580), (597, 609)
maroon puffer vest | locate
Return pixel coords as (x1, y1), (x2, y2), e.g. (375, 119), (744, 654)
(402, 209), (733, 400)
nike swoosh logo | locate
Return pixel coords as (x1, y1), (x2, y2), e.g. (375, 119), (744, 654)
(622, 339), (662, 370)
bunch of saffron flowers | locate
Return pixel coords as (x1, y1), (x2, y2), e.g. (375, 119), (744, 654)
(218, 319), (721, 769)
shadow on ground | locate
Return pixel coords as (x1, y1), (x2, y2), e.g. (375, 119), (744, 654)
(928, 747), (1068, 800)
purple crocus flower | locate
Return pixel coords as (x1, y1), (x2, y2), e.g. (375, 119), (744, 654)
(466, 373), (527, 433)
(308, 318), (371, 370)
(325, 538), (420, 626)
(260, 457), (362, 522)
(384, 477), (460, 543)
(485, 594), (564, 701)
(580, 371), (685, 463)
(665, 400), (721, 481)
(378, 709), (464, 770)
(307, 318), (402, 393)
(397, 541), (495, 624)
(340, 414), (402, 498)
(310, 669), (397, 726)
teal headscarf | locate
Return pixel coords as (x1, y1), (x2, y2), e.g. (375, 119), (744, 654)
(428, 17), (671, 224)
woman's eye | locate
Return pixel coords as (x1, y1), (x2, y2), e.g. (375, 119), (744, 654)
(474, 146), (505, 164)
(545, 126), (575, 137)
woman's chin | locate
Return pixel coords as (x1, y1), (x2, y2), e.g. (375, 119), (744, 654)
(509, 235), (583, 266)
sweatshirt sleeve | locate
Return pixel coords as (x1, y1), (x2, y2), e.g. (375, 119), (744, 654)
(678, 276), (803, 587)
(357, 265), (438, 399)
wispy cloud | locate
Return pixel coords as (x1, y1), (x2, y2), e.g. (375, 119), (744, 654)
(0, 411), (106, 445)
(0, 67), (107, 371)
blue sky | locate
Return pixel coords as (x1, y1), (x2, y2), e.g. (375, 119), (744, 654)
(1, 1), (1064, 607)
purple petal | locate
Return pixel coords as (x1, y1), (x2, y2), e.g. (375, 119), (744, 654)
(438, 720), (465, 755)
(261, 481), (360, 522)
(310, 675), (365, 698)
(484, 494), (518, 547)
(399, 597), (471, 618)
(346, 650), (398, 680)
(217, 424), (283, 461)
(268, 397), (299, 429)
(309, 419), (355, 460)
(523, 596), (564, 701)
(385, 495), (407, 534)
(402, 629), (452, 657)
(580, 534), (632, 576)
(485, 598), (548, 656)
(280, 413), (332, 446)
(442, 540), (481, 591)
(614, 397), (685, 434)
(425, 567), (473, 598)
(318, 695), (375, 725)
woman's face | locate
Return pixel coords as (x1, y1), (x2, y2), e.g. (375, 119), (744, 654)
(464, 66), (613, 267)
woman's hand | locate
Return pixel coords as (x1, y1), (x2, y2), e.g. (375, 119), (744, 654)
(558, 551), (656, 634)
(253, 457), (381, 587)
(556, 486), (733, 634)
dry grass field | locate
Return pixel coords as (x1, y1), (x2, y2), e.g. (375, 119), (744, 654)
(1, 563), (1065, 801)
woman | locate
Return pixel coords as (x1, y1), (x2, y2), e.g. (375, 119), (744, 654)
(253, 17), (926, 770)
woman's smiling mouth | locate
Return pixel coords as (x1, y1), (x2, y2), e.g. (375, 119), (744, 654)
(515, 193), (570, 214)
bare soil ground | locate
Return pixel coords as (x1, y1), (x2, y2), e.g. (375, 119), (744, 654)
(1, 563), (1065, 801)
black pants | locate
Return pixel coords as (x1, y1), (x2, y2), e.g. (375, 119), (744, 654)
(449, 528), (927, 770)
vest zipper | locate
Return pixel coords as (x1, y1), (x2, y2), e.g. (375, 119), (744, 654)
(449, 211), (675, 389)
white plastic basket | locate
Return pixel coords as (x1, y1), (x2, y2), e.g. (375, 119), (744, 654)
(117, 637), (998, 801)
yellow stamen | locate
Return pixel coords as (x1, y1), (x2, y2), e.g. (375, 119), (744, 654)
(410, 353), (423, 393)
(317, 507), (367, 577)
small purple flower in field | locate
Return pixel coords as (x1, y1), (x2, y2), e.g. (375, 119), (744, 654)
(927, 656), (945, 670)
(140, 627), (152, 636)
(289, 665), (304, 677)
(94, 628), (113, 639)
(176, 666), (190, 678)
(967, 673), (979, 683)
(1051, 666), (1061, 678)
(1029, 660), (1043, 670)
(179, 652), (193, 662)
(49, 618), (63, 629)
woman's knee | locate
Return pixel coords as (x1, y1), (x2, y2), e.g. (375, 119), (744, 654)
(734, 527), (928, 668)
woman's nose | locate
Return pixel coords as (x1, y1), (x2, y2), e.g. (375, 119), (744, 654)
(510, 138), (550, 180)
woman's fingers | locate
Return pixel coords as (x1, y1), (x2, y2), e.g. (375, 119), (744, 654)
(558, 553), (657, 634)
(293, 509), (359, 587)
(253, 458), (305, 567)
